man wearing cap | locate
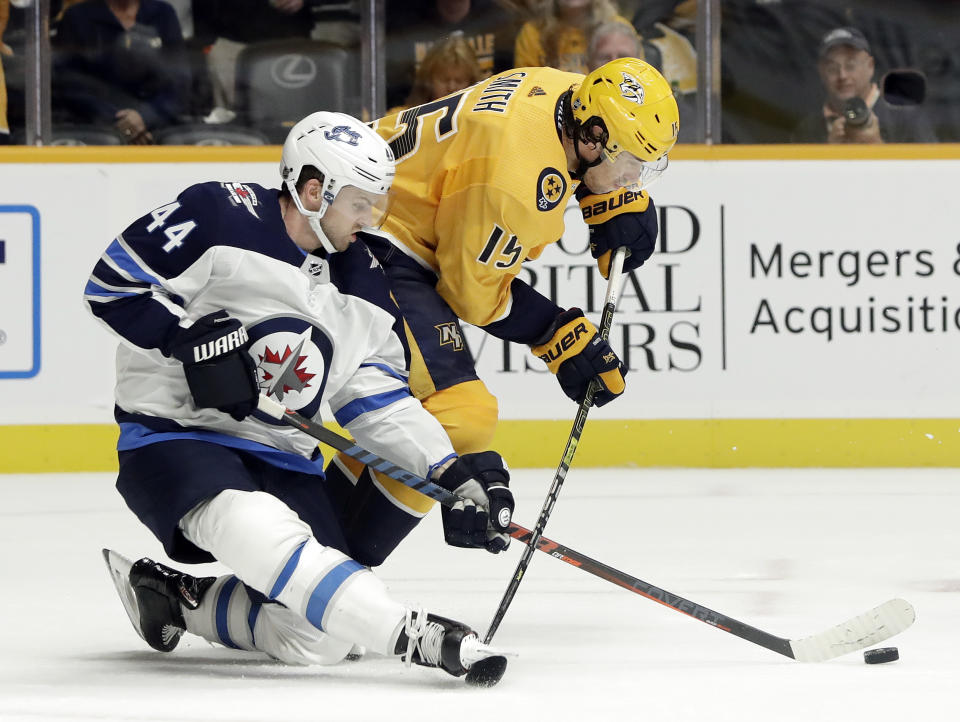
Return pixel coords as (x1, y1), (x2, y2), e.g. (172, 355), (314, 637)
(792, 26), (936, 143)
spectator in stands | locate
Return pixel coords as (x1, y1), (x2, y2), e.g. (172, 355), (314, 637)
(586, 20), (696, 142)
(586, 20), (639, 69)
(513, 0), (630, 74)
(792, 27), (936, 143)
(720, 0), (845, 143)
(396, 31), (484, 111)
(386, 0), (514, 111)
(0, 0), (10, 144)
(52, 0), (190, 144)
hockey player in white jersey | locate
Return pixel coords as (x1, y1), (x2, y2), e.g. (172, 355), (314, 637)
(84, 111), (513, 683)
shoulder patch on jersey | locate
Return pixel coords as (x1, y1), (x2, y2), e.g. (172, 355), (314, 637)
(221, 182), (260, 219)
(527, 86), (547, 97)
(536, 168), (567, 212)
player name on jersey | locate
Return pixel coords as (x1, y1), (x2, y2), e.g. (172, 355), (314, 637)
(473, 72), (527, 114)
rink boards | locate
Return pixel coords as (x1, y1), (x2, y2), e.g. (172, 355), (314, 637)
(1, 144), (958, 471)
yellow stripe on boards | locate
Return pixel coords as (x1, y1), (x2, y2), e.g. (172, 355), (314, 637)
(490, 419), (960, 468)
(0, 146), (280, 164)
(1, 425), (119, 473)
(3, 144), (960, 166)
(2, 419), (958, 473)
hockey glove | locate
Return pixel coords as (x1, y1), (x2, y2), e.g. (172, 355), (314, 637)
(578, 187), (657, 278)
(531, 308), (627, 407)
(166, 310), (259, 422)
(437, 451), (514, 554)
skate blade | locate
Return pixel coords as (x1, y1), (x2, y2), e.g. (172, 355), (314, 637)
(101, 548), (146, 643)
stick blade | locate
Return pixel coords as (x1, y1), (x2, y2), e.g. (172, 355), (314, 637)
(789, 598), (916, 662)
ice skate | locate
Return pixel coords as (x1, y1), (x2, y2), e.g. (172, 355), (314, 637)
(398, 609), (510, 686)
(102, 549), (214, 652)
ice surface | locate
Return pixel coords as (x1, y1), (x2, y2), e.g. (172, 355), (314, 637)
(1, 468), (954, 721)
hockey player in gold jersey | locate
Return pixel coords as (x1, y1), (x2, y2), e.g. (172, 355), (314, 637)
(324, 58), (679, 566)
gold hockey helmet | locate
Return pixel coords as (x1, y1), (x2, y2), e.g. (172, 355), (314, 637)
(571, 57), (679, 164)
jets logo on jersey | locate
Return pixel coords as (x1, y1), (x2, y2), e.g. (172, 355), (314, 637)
(536, 168), (567, 212)
(618, 72), (645, 105)
(324, 126), (361, 146)
(436, 322), (464, 351)
(247, 317), (334, 422)
(258, 336), (316, 402)
(222, 183), (260, 219)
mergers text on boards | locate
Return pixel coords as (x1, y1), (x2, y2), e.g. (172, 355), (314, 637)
(750, 244), (934, 288)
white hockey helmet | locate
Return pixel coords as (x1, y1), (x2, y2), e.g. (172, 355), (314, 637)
(280, 111), (396, 253)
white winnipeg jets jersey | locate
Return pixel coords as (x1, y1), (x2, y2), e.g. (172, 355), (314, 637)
(84, 181), (456, 478)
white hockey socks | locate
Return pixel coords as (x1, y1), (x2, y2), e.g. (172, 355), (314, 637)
(179, 489), (407, 664)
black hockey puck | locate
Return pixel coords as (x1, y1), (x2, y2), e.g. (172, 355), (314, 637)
(864, 647), (899, 664)
(464, 656), (508, 687)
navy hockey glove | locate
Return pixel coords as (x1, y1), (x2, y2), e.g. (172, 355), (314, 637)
(578, 187), (657, 278)
(437, 451), (514, 554)
(166, 310), (259, 422)
(531, 308), (627, 407)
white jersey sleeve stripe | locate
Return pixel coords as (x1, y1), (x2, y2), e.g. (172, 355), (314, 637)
(358, 361), (408, 382)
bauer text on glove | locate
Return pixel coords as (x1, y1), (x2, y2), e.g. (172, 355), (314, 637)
(578, 187), (657, 278)
(531, 308), (627, 407)
(436, 451), (514, 554)
(165, 310), (259, 422)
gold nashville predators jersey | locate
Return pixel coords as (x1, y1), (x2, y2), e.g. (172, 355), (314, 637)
(372, 67), (583, 328)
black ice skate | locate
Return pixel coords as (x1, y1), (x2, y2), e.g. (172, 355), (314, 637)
(102, 549), (214, 652)
(397, 609), (510, 687)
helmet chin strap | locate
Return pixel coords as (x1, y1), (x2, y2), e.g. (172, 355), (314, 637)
(286, 181), (337, 254)
(571, 134), (605, 183)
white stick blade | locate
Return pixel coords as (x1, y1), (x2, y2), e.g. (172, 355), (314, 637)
(789, 598), (916, 662)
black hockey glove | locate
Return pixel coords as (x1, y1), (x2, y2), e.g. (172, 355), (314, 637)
(166, 310), (259, 422)
(437, 451), (514, 554)
(578, 186), (657, 278)
(531, 308), (627, 407)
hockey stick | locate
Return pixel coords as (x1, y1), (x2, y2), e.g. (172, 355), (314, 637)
(506, 526), (916, 662)
(255, 393), (916, 662)
(479, 247), (628, 645)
